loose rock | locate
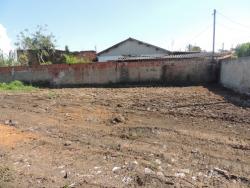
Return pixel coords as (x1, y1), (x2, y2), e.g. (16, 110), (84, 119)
(122, 176), (133, 184)
(156, 171), (164, 177)
(111, 114), (126, 124)
(112, 166), (121, 173)
(144, 167), (154, 175)
(4, 119), (18, 126)
(64, 141), (72, 146)
(155, 159), (162, 165)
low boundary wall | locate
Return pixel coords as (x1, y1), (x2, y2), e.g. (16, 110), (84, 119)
(0, 59), (218, 87)
(220, 57), (250, 95)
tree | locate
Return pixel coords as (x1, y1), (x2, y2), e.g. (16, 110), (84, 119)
(15, 25), (56, 64)
(65, 45), (70, 53)
(186, 44), (202, 52)
(235, 42), (250, 57)
(0, 50), (20, 67)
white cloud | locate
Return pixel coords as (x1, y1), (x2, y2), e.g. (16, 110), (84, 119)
(0, 24), (13, 54)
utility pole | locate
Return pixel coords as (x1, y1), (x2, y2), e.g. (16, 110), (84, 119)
(212, 9), (216, 60)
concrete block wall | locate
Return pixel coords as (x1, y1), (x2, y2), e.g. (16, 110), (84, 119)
(0, 58), (218, 87)
(220, 57), (250, 95)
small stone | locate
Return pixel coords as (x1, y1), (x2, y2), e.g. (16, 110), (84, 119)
(144, 168), (154, 175)
(64, 141), (72, 146)
(68, 182), (76, 188)
(111, 115), (125, 124)
(4, 119), (18, 126)
(96, 170), (102, 175)
(112, 166), (121, 173)
(156, 171), (164, 177)
(192, 176), (197, 181)
(155, 159), (162, 165)
(175, 172), (185, 178)
(58, 165), (65, 169)
(179, 169), (190, 174)
(191, 149), (199, 154)
(158, 166), (163, 171)
(127, 160), (138, 171)
(171, 158), (176, 163)
(132, 160), (138, 165)
(65, 113), (70, 117)
(122, 176), (133, 184)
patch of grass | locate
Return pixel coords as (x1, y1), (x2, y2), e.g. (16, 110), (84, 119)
(0, 80), (36, 91)
(47, 91), (59, 99)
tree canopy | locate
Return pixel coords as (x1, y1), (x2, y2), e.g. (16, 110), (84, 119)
(186, 44), (202, 52)
(15, 25), (56, 64)
(235, 42), (250, 57)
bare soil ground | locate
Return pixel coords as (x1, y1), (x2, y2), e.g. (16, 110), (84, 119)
(0, 85), (249, 188)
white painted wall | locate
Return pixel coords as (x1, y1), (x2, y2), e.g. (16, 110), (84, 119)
(98, 40), (168, 62)
(220, 57), (250, 95)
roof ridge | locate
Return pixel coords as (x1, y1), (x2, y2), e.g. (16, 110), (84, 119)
(97, 37), (170, 55)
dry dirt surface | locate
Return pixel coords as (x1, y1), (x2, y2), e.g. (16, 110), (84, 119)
(0, 85), (249, 188)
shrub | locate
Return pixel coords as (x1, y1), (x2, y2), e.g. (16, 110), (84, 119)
(41, 61), (52, 65)
(235, 42), (250, 57)
(63, 54), (78, 64)
(18, 53), (29, 66)
(63, 54), (91, 64)
(0, 80), (36, 91)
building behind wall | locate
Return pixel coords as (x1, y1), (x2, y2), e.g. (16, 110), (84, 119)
(97, 38), (171, 62)
(17, 49), (97, 65)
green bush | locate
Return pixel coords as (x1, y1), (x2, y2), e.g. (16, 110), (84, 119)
(235, 42), (250, 57)
(64, 54), (78, 64)
(63, 54), (91, 64)
(0, 80), (36, 91)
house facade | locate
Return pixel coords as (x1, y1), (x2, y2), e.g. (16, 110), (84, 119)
(97, 38), (170, 62)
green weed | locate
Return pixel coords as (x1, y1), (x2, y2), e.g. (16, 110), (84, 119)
(0, 80), (36, 91)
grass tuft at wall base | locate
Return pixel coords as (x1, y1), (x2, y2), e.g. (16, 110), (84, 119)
(0, 80), (37, 91)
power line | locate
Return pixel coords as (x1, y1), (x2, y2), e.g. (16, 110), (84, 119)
(217, 11), (250, 30)
(190, 24), (212, 41)
(217, 22), (250, 33)
(216, 23), (250, 39)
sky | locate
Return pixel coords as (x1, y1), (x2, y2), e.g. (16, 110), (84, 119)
(1, 0), (250, 54)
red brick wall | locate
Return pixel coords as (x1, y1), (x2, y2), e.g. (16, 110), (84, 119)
(0, 58), (218, 86)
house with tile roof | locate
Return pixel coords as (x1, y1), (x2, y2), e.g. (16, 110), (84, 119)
(97, 37), (171, 62)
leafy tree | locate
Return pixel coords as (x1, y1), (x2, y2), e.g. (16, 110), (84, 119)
(18, 51), (29, 66)
(235, 42), (250, 57)
(186, 44), (202, 52)
(15, 25), (56, 64)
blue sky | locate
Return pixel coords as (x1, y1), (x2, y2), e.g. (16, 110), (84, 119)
(1, 0), (250, 53)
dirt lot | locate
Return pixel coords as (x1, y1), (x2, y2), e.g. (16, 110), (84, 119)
(0, 85), (249, 188)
